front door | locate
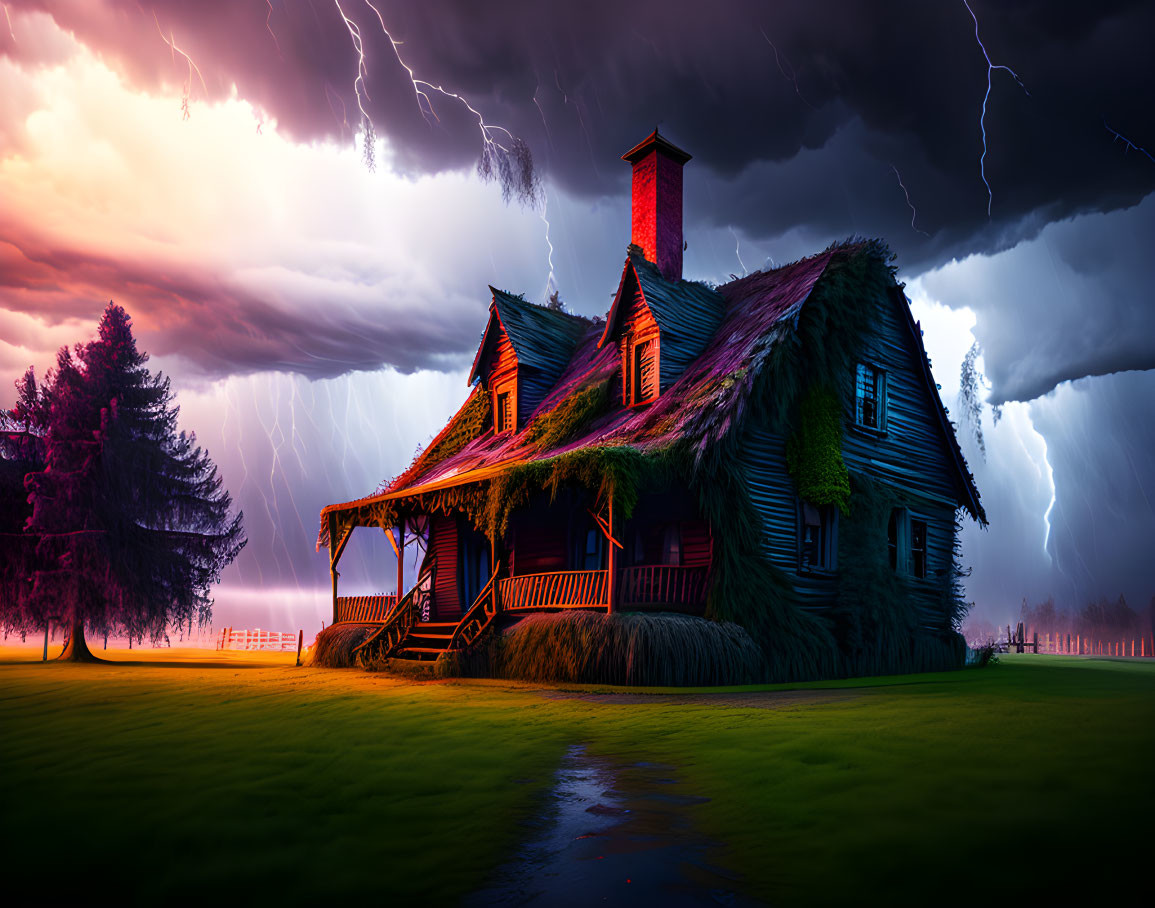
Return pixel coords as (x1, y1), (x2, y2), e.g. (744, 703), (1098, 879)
(458, 525), (491, 612)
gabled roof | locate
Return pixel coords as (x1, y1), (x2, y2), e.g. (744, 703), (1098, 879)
(318, 242), (985, 547)
(468, 287), (589, 386)
(599, 249), (725, 358)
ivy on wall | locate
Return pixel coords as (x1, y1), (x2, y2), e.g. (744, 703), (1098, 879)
(785, 385), (851, 515)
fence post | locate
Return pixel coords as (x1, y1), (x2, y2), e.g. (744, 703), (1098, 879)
(296, 630), (304, 666)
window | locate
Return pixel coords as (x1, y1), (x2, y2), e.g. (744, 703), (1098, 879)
(633, 339), (658, 403)
(911, 519), (927, 579)
(799, 502), (837, 571)
(855, 363), (886, 431)
(622, 335), (659, 405)
(494, 381), (516, 433)
(889, 508), (928, 579)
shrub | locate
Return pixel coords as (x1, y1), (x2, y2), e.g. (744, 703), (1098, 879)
(305, 623), (377, 667)
(441, 610), (767, 686)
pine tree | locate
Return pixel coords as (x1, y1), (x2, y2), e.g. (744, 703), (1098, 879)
(4, 303), (245, 660)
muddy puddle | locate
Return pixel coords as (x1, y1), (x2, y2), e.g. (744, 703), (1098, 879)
(467, 745), (762, 906)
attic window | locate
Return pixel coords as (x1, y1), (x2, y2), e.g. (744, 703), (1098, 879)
(494, 381), (516, 434)
(623, 336), (659, 405)
(855, 363), (886, 431)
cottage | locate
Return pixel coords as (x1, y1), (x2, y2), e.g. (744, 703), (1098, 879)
(315, 129), (984, 682)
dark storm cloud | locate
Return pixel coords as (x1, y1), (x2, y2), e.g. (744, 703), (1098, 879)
(13, 1), (1153, 256)
(5, 0), (1154, 395)
(916, 193), (1155, 405)
(0, 227), (478, 379)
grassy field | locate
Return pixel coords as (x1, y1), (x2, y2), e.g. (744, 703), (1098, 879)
(1, 647), (1152, 905)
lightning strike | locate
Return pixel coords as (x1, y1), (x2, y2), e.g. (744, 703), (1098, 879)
(1103, 120), (1155, 165)
(760, 28), (815, 109)
(264, 0), (283, 58)
(890, 164), (931, 237)
(729, 226), (748, 276)
(153, 12), (207, 121)
(4, 4), (15, 43)
(540, 189), (557, 300)
(333, 0), (377, 170)
(962, 0), (1030, 217)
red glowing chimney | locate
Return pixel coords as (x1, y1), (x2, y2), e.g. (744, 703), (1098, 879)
(622, 128), (692, 282)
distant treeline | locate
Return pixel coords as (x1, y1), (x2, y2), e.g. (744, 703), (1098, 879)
(964, 595), (1155, 646)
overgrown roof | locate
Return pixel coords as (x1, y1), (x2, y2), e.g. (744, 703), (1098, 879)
(468, 287), (590, 386)
(319, 241), (985, 547)
(600, 250), (725, 359)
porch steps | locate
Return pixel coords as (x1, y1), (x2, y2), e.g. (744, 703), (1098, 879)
(394, 620), (457, 662)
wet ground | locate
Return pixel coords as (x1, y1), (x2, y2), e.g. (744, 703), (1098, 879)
(467, 745), (763, 907)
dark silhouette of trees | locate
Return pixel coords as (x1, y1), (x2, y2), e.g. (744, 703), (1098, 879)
(0, 303), (245, 660)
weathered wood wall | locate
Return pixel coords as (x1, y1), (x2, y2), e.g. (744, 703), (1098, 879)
(738, 287), (962, 620)
(616, 275), (661, 405)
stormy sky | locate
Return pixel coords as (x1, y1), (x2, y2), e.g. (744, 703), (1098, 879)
(1, 1), (1152, 632)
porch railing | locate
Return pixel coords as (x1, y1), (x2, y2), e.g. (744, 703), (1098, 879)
(618, 565), (709, 610)
(335, 594), (398, 623)
(499, 570), (609, 610)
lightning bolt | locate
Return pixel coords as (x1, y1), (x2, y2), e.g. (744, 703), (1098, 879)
(729, 226), (748, 276)
(3, 4), (15, 43)
(153, 12), (207, 121)
(540, 188), (557, 300)
(962, 0), (1030, 217)
(760, 28), (816, 109)
(890, 164), (931, 237)
(333, 0), (378, 170)
(1103, 120), (1155, 165)
(331, 1), (539, 204)
(264, 0), (283, 58)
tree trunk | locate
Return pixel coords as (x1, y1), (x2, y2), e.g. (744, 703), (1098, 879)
(56, 619), (103, 663)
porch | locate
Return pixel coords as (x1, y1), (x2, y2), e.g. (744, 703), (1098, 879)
(498, 565), (709, 613)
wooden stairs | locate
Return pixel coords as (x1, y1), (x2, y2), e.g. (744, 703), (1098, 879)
(393, 621), (458, 662)
(352, 561), (502, 667)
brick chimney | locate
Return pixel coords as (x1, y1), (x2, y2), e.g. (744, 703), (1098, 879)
(622, 129), (692, 282)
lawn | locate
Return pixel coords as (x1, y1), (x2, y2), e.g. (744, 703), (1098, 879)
(1, 648), (1152, 905)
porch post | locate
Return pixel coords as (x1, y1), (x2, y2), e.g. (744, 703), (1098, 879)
(490, 534), (498, 613)
(396, 522), (406, 602)
(328, 513), (339, 626)
(606, 490), (617, 614)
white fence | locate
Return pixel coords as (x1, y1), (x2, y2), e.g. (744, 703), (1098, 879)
(216, 627), (300, 652)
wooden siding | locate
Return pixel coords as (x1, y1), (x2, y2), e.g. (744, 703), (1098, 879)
(741, 423), (836, 607)
(430, 515), (460, 618)
(840, 291), (961, 507)
(617, 278), (661, 405)
(486, 329), (520, 428)
(742, 419), (957, 623)
(902, 501), (958, 631)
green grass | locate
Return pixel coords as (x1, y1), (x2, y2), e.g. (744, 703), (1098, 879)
(1, 650), (1152, 905)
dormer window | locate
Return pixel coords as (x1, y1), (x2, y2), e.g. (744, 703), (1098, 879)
(494, 380), (516, 434)
(629, 337), (659, 405)
(855, 362), (886, 431)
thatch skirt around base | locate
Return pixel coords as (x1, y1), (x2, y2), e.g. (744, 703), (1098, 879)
(439, 610), (768, 686)
(304, 623), (379, 667)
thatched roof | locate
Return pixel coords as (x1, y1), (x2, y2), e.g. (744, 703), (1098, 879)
(318, 241), (984, 548)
